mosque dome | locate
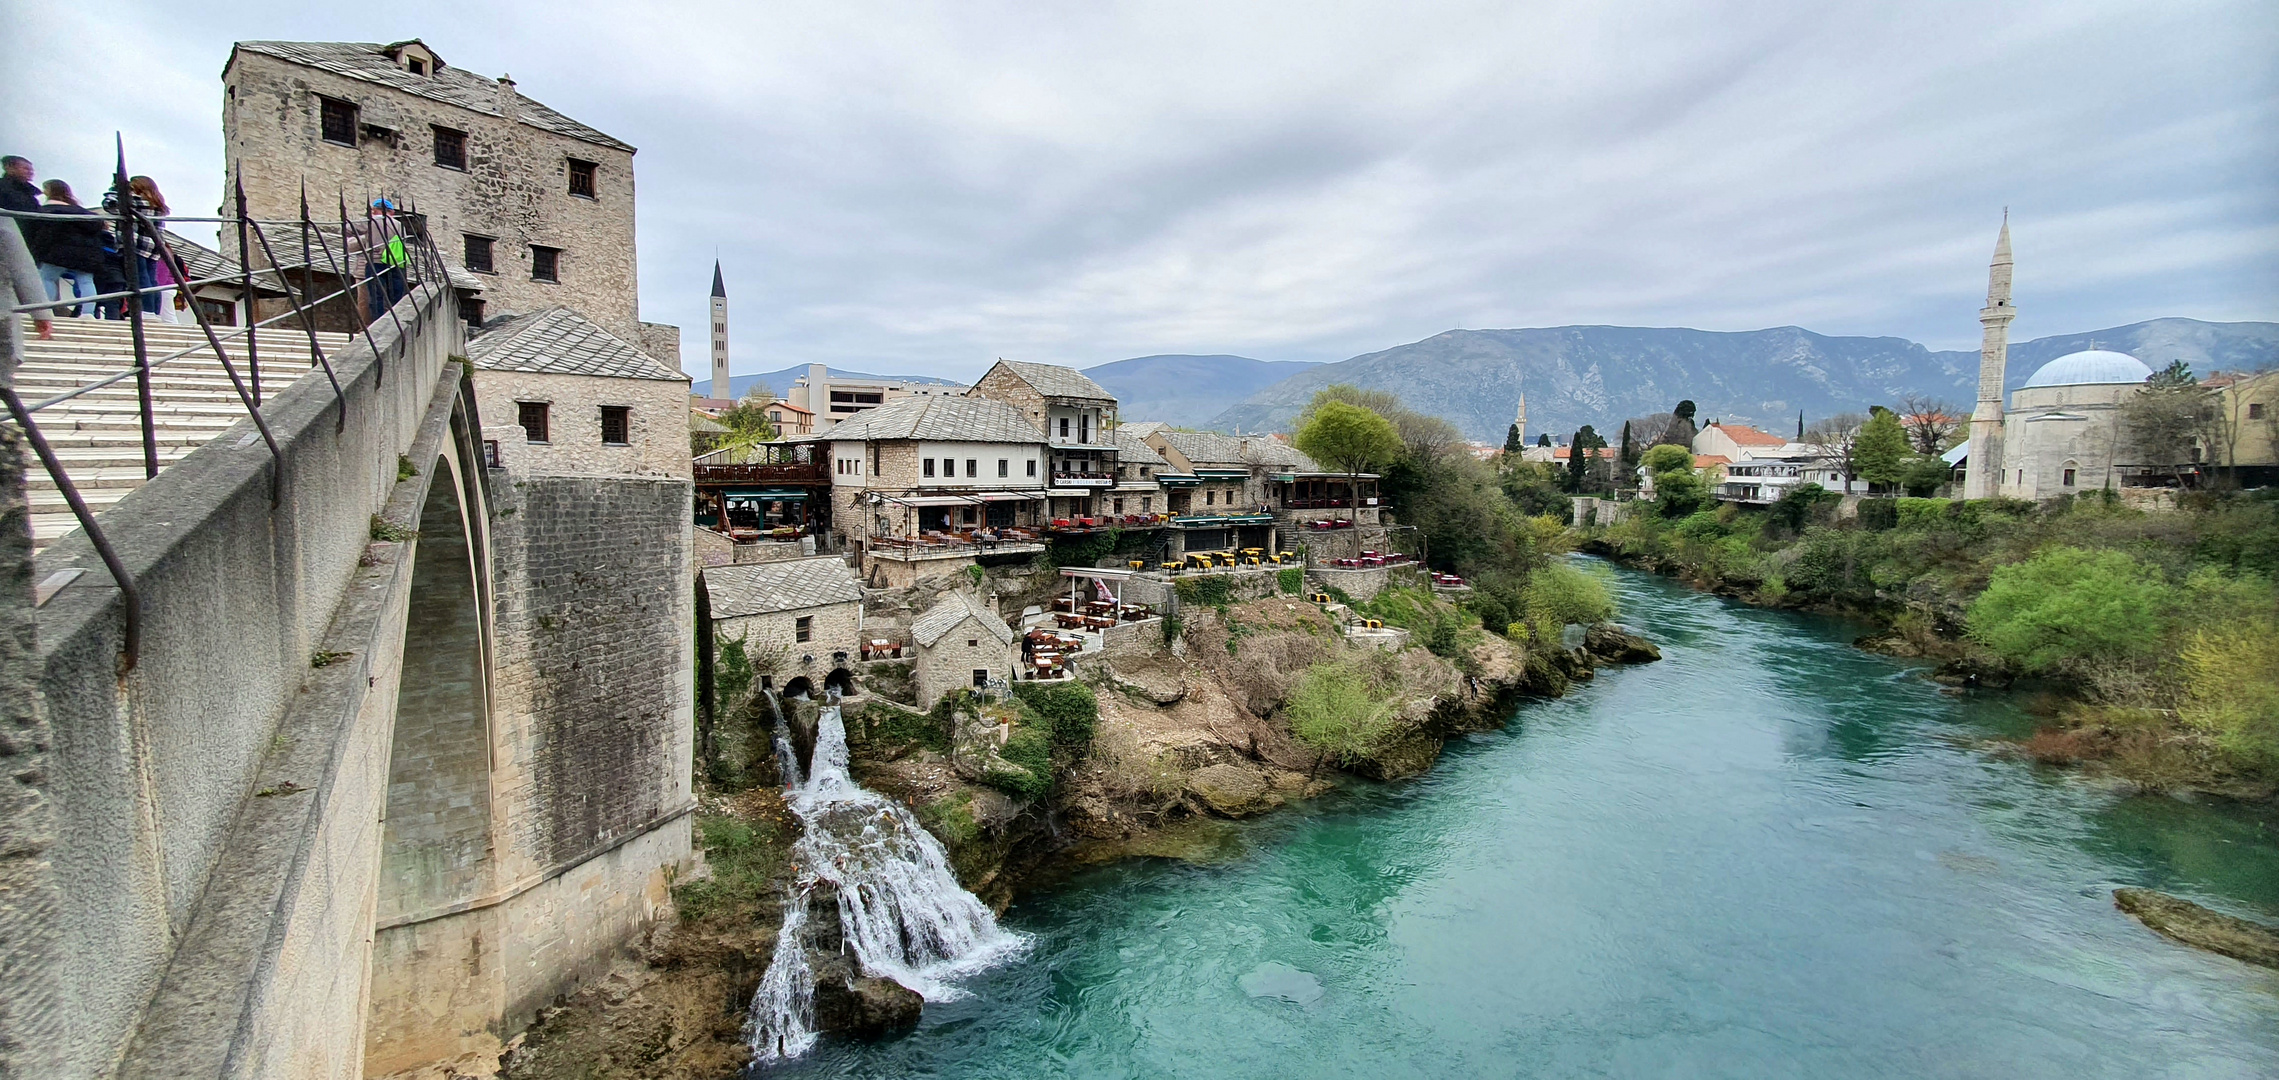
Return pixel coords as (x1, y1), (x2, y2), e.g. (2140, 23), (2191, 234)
(2020, 349), (2152, 389)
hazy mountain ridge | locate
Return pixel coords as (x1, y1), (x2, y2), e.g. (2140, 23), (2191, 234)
(1081, 354), (1323, 427)
(1206, 318), (2279, 440)
(694, 366), (964, 401)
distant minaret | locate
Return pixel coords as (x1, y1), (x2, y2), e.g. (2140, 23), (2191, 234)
(1515, 391), (1527, 443)
(1964, 213), (2015, 499)
(709, 261), (730, 400)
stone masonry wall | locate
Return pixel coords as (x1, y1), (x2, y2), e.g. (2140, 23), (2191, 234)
(487, 474), (693, 875)
(472, 368), (690, 480)
(914, 623), (1014, 709)
(224, 49), (646, 342)
(714, 600), (863, 673)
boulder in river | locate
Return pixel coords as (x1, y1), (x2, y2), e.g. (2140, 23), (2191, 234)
(1583, 623), (1661, 664)
(810, 954), (924, 1037)
(1187, 764), (1276, 817)
(2114, 888), (2279, 969)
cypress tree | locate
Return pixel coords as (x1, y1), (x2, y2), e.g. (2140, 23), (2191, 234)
(1504, 422), (1525, 454)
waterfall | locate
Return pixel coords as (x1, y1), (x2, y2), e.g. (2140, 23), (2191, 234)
(744, 693), (1026, 1064)
(759, 687), (800, 788)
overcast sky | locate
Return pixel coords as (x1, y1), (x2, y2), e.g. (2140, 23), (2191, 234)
(7, 0), (2274, 384)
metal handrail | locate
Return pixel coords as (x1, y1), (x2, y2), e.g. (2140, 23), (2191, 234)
(4, 139), (450, 672)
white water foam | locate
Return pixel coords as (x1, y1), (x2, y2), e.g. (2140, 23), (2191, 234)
(744, 697), (1026, 1064)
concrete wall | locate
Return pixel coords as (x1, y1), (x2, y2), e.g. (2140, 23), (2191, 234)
(473, 368), (691, 480)
(224, 47), (646, 341)
(28, 282), (464, 1079)
(1307, 564), (1392, 602)
(1569, 496), (1633, 528)
(0, 423), (63, 1078)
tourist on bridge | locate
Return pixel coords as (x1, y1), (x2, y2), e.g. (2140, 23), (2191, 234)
(349, 197), (409, 320)
(0, 156), (39, 216)
(27, 180), (109, 319)
(101, 175), (172, 321)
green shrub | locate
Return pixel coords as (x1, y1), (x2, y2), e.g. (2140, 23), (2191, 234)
(1175, 574), (1234, 610)
(917, 792), (981, 848)
(2179, 614), (2279, 772)
(1011, 680), (1098, 749)
(1285, 662), (1398, 765)
(1278, 566), (1305, 594)
(850, 700), (948, 753)
(1673, 510), (1725, 541)
(1768, 483), (1838, 533)
(1966, 546), (2173, 672)
(674, 812), (790, 922)
(984, 726), (1055, 800)
(1856, 498), (1899, 532)
(1894, 498), (1951, 531)
(1519, 561), (1615, 642)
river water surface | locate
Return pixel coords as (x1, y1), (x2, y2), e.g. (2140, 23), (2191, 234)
(772, 563), (2279, 1078)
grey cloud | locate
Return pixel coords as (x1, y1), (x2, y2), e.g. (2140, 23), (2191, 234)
(9, 0), (2273, 391)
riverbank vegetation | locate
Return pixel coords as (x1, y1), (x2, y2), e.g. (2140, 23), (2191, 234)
(1584, 485), (2279, 795)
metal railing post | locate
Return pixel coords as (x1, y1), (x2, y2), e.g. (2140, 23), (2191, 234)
(244, 213), (347, 430)
(114, 137), (159, 479)
(144, 219), (285, 501)
(1, 386), (139, 672)
(233, 177), (260, 403)
(309, 196), (386, 386)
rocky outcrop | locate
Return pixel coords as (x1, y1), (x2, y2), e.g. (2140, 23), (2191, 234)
(2115, 888), (2279, 969)
(1186, 764), (1275, 817)
(810, 956), (924, 1037)
(1583, 623), (1661, 664)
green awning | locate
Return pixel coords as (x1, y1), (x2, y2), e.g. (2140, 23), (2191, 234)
(722, 488), (810, 501)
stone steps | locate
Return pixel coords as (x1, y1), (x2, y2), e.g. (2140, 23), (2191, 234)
(8, 317), (353, 549)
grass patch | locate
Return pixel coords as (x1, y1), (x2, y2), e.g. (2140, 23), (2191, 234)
(369, 515), (417, 543)
(310, 648), (351, 668)
(673, 811), (792, 923)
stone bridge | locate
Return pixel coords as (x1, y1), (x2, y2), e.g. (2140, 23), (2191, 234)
(2, 282), (693, 1077)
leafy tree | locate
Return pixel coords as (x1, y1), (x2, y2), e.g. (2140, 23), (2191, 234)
(1294, 400), (1403, 513)
(1504, 422), (1525, 454)
(1966, 546), (2172, 672)
(2124, 360), (2211, 485)
(1855, 406), (1914, 490)
(1673, 400), (1697, 423)
(1286, 662), (1399, 765)
(1653, 469), (1711, 518)
(1901, 454), (1953, 497)
(1564, 425), (1605, 492)
(2180, 612), (2279, 771)
(1767, 482), (1837, 533)
(1536, 433), (1551, 448)
(1639, 443), (1694, 475)
(1516, 561), (1615, 643)
(715, 385), (779, 448)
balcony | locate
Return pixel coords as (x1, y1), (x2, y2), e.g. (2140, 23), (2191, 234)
(694, 460), (827, 485)
(1050, 470), (1115, 488)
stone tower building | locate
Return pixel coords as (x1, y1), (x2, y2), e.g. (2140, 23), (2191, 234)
(1965, 213), (2016, 499)
(710, 261), (730, 398)
(1515, 390), (1527, 444)
(222, 39), (677, 357)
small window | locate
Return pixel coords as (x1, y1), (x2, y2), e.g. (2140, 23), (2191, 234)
(795, 616), (812, 643)
(432, 125), (466, 169)
(966, 459), (978, 478)
(924, 458), (936, 478)
(960, 507), (976, 524)
(1141, 466), (1150, 477)
(600, 406), (630, 445)
(320, 97), (359, 146)
(517, 401), (549, 443)
(406, 57), (427, 76)
(967, 640), (979, 648)
(1206, 490), (1215, 506)
(463, 234), (494, 273)
(972, 669), (989, 688)
(462, 298), (485, 326)
(1026, 460), (1037, 477)
(1059, 417), (1070, 438)
(530, 245), (561, 283)
(1113, 498), (1124, 513)
(2252, 403), (2267, 420)
(1141, 496), (1152, 512)
(568, 159), (598, 198)
(2062, 467), (2077, 486)
(483, 439), (500, 468)
(997, 459), (1009, 477)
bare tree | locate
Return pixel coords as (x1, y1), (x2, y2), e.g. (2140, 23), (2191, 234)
(2123, 361), (2213, 486)
(1896, 393), (1963, 456)
(1803, 413), (1866, 494)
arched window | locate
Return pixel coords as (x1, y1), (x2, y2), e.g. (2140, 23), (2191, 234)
(2062, 462), (2078, 487)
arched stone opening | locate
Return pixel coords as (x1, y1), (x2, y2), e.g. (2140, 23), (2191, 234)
(365, 448), (502, 1075)
(824, 667), (855, 699)
(782, 675), (815, 701)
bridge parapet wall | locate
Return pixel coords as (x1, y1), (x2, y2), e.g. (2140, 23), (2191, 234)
(21, 284), (464, 1078)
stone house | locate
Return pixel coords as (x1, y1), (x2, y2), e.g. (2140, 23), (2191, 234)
(910, 591), (1017, 709)
(1109, 428), (1168, 519)
(2209, 368), (2279, 486)
(702, 556), (865, 695)
(223, 38), (677, 355)
(969, 360), (1120, 521)
(468, 306), (692, 479)
(1693, 422), (1792, 463)
(796, 394), (1051, 585)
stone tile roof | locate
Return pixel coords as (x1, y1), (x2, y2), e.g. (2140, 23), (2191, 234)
(912, 591), (1014, 647)
(994, 360), (1114, 402)
(1118, 421), (1172, 438)
(232, 40), (635, 152)
(790, 394), (1043, 444)
(467, 307), (684, 381)
(704, 557), (863, 619)
(1151, 430), (1320, 471)
(1113, 428), (1168, 461)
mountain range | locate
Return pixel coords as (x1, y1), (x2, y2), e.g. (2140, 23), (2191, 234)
(1205, 318), (2279, 441)
(693, 365), (963, 401)
(1080, 355), (1323, 427)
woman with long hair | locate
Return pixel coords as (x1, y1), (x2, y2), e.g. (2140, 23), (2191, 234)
(30, 179), (107, 318)
(104, 174), (171, 320)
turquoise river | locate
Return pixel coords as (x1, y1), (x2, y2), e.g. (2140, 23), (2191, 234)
(771, 562), (2279, 1078)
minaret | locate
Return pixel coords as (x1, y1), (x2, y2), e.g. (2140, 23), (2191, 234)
(709, 261), (730, 401)
(1964, 213), (2014, 499)
(1515, 391), (1527, 444)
